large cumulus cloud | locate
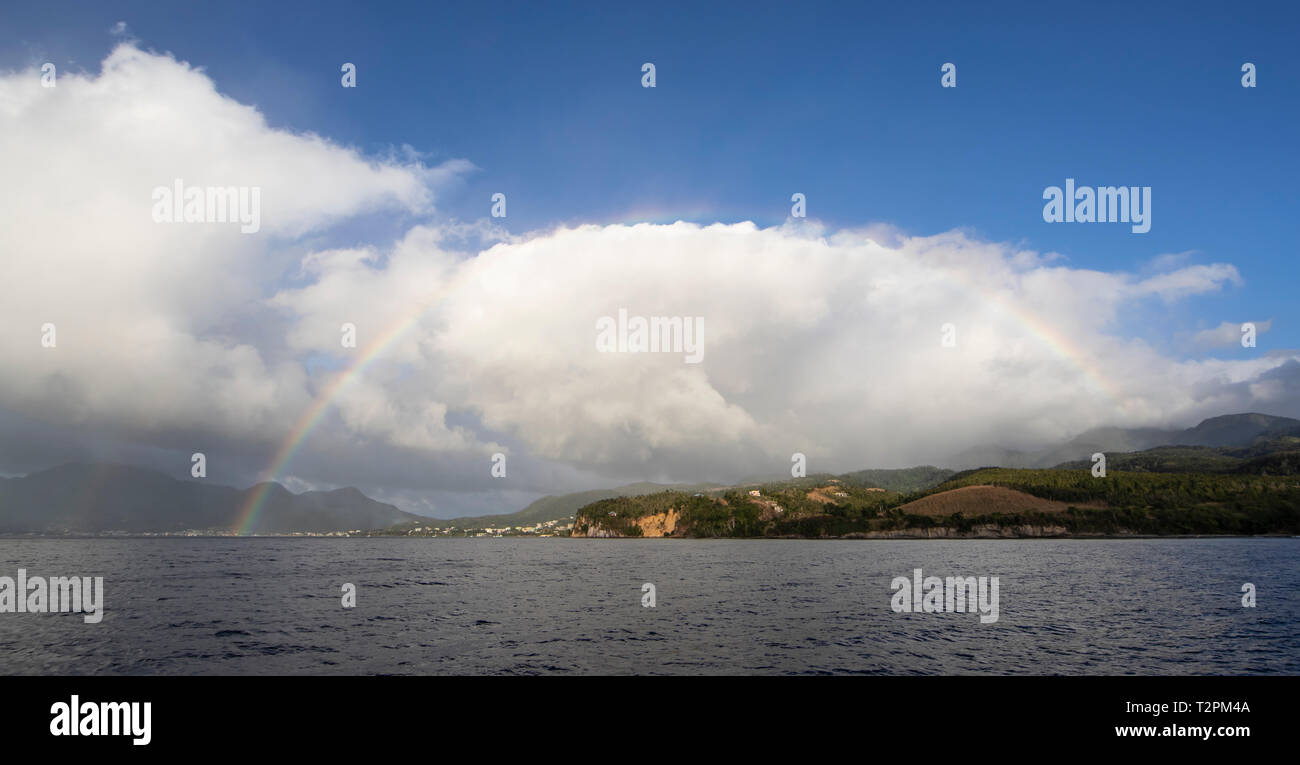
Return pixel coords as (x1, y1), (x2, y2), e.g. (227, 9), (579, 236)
(276, 221), (1297, 483)
(0, 44), (472, 455)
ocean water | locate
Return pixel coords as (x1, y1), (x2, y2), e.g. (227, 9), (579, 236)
(0, 537), (1295, 675)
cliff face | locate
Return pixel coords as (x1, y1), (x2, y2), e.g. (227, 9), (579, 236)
(575, 508), (681, 537)
(635, 508), (679, 536)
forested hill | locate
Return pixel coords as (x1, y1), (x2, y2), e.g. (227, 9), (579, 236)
(572, 436), (1300, 538)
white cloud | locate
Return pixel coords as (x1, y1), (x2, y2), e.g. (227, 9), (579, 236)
(1193, 319), (1271, 350)
(0, 44), (471, 452)
(275, 220), (1299, 478)
(1126, 263), (1242, 302)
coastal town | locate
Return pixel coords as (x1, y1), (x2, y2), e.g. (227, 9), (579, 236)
(27, 517), (581, 538)
(379, 517), (576, 538)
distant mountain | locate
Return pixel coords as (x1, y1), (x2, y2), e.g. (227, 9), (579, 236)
(1167, 413), (1300, 447)
(946, 413), (1300, 470)
(1051, 445), (1244, 474)
(836, 466), (954, 493)
(0, 463), (423, 534)
(1051, 432), (1300, 475)
(942, 445), (1040, 470)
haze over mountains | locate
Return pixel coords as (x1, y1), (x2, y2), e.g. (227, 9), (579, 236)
(0, 463), (422, 534)
(0, 413), (1296, 534)
(945, 413), (1300, 470)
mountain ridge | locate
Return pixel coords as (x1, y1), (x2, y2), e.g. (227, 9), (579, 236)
(946, 412), (1300, 470)
(0, 462), (423, 534)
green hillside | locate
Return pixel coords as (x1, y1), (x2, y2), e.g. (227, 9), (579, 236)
(574, 463), (1300, 538)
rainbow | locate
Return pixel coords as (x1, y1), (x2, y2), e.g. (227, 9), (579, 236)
(232, 282), (453, 535)
(235, 212), (746, 533)
(973, 284), (1127, 409)
(232, 220), (1125, 533)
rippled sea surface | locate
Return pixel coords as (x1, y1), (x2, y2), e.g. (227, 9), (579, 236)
(0, 537), (1295, 675)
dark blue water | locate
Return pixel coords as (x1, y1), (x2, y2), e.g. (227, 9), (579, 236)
(0, 538), (1294, 675)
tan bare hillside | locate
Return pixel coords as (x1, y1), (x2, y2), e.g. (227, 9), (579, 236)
(898, 485), (1106, 517)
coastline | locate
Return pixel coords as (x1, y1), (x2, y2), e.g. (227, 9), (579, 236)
(2, 532), (1296, 541)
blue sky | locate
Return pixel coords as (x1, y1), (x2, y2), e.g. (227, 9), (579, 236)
(5, 1), (1295, 355)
